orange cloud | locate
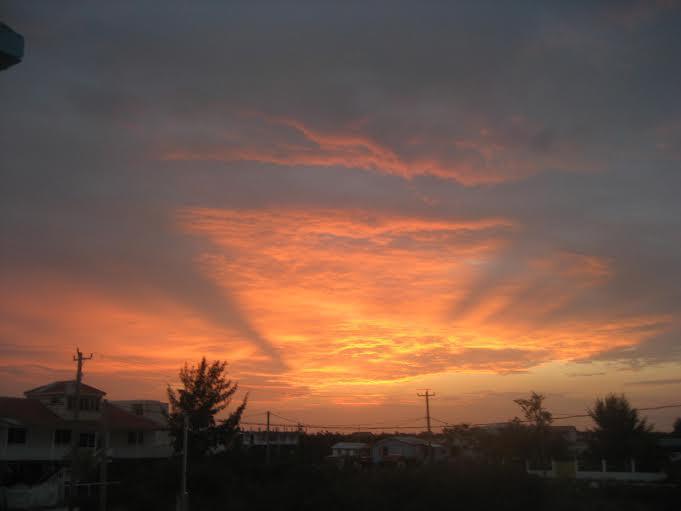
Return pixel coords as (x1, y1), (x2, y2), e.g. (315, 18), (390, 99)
(2, 206), (672, 415)
(160, 114), (595, 184)
(175, 207), (668, 395)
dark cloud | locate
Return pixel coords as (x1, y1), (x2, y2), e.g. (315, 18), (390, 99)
(625, 378), (681, 387)
(584, 328), (681, 367)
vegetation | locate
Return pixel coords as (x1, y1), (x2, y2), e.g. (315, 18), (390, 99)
(587, 393), (654, 464)
(514, 391), (553, 430)
(106, 455), (681, 511)
(96, 385), (680, 511)
(167, 357), (247, 458)
(96, 368), (681, 510)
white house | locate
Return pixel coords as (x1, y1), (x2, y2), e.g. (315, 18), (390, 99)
(329, 442), (370, 458)
(0, 380), (172, 465)
(372, 436), (448, 464)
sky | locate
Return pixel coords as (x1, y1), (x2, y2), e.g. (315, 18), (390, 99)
(1, 1), (681, 431)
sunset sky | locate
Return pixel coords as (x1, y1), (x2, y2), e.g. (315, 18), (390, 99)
(2, 1), (681, 431)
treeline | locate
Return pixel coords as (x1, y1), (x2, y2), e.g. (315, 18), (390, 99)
(105, 455), (681, 511)
(87, 358), (681, 511)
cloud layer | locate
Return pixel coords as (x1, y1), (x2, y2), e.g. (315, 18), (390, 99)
(1, 1), (681, 424)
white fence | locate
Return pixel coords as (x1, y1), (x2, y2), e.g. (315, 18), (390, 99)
(526, 459), (667, 483)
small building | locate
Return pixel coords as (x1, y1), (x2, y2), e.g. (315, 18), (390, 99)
(372, 436), (448, 464)
(658, 437), (681, 463)
(241, 429), (301, 448)
(330, 442), (370, 458)
(240, 429), (301, 461)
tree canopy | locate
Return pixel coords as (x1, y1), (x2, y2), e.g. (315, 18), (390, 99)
(167, 357), (247, 457)
(587, 393), (653, 462)
(514, 392), (552, 430)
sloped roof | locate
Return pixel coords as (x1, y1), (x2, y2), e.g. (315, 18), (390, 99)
(373, 436), (445, 449)
(0, 396), (165, 431)
(332, 442), (369, 449)
(102, 402), (164, 431)
(24, 381), (106, 397)
(549, 425), (577, 432)
(0, 397), (62, 427)
(377, 436), (429, 446)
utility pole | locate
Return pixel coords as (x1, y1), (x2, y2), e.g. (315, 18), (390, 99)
(265, 411), (271, 465)
(417, 389), (435, 434)
(69, 348), (93, 511)
(99, 408), (108, 511)
(180, 414), (189, 511)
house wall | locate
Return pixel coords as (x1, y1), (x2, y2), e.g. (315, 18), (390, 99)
(333, 448), (367, 457)
(0, 426), (70, 461)
(1, 426), (171, 461)
(372, 441), (423, 463)
(108, 430), (172, 459)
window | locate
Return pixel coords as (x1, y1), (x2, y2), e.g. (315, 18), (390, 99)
(132, 403), (144, 416)
(382, 446), (389, 456)
(79, 397), (100, 411)
(67, 396), (100, 411)
(8, 428), (27, 444)
(54, 429), (71, 445)
(79, 432), (95, 448)
(127, 431), (144, 445)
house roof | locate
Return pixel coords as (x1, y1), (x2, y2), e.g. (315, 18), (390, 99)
(658, 438), (681, 448)
(102, 402), (162, 431)
(0, 397), (62, 427)
(549, 425), (577, 432)
(50, 402), (166, 432)
(332, 442), (369, 449)
(0, 396), (165, 431)
(24, 380), (106, 397)
(373, 436), (445, 449)
(376, 436), (429, 446)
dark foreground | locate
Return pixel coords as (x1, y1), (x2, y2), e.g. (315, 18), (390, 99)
(92, 457), (681, 511)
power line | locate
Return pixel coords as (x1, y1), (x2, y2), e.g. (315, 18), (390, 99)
(239, 402), (681, 433)
(264, 412), (428, 429)
(270, 411), (303, 424)
(241, 411), (268, 420)
(240, 421), (424, 431)
(431, 403), (681, 429)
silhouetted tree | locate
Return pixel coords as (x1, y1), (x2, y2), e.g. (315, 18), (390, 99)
(514, 392), (552, 465)
(514, 392), (553, 430)
(673, 417), (681, 436)
(587, 393), (653, 463)
(167, 357), (247, 457)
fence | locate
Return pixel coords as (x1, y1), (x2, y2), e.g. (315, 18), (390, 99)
(526, 459), (667, 482)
